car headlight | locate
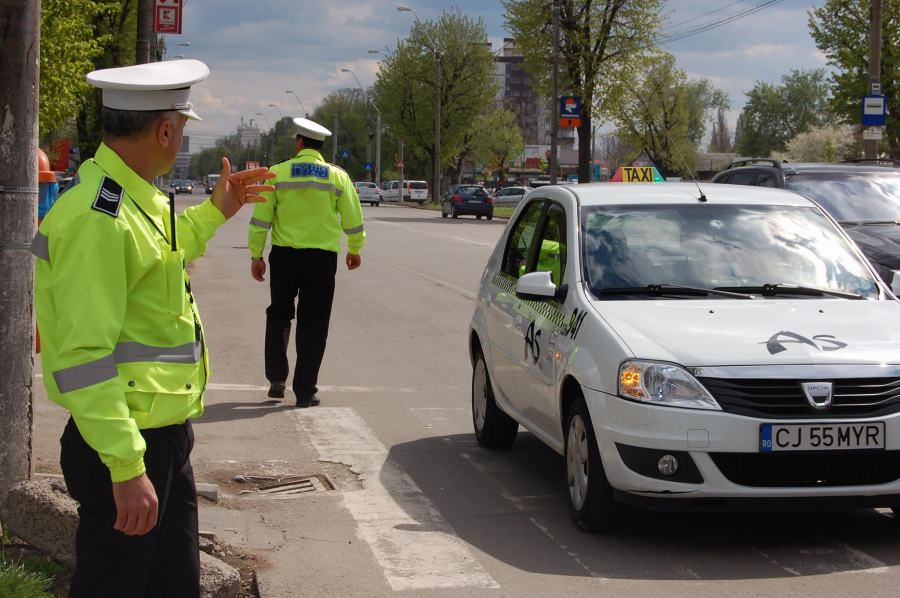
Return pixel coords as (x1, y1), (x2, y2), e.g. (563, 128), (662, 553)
(619, 361), (720, 410)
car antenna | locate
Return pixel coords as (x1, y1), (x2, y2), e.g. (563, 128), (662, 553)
(662, 126), (707, 202)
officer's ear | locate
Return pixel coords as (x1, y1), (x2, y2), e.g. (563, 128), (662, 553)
(295, 135), (304, 152)
(157, 112), (184, 149)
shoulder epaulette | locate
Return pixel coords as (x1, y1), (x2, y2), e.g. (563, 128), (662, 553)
(91, 176), (124, 218)
(271, 157), (292, 167)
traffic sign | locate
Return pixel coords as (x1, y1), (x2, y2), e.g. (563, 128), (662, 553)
(862, 95), (887, 127)
(396, 160), (405, 169)
(864, 127), (884, 140)
(364, 162), (373, 172)
(560, 96), (581, 128)
(153, 0), (182, 34)
(340, 149), (351, 159)
(872, 82), (882, 94)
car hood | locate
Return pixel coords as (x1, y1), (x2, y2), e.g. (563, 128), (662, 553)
(844, 224), (900, 270)
(591, 298), (900, 367)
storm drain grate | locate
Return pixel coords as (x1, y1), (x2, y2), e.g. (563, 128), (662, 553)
(236, 474), (334, 498)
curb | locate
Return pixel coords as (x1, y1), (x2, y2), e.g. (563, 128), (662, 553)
(379, 201), (512, 220)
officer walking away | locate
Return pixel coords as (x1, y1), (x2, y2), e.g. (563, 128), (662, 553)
(248, 118), (365, 407)
(32, 59), (275, 598)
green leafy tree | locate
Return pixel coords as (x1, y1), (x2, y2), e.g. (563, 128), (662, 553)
(372, 9), (498, 198)
(503, 0), (665, 182)
(615, 54), (698, 178)
(76, 0), (138, 160)
(708, 108), (733, 153)
(40, 0), (107, 142)
(809, 0), (900, 157)
(684, 79), (729, 147)
(739, 68), (832, 156)
(470, 109), (526, 183)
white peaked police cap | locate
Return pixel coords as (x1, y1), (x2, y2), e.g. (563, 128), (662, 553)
(86, 59), (210, 121)
(294, 118), (332, 141)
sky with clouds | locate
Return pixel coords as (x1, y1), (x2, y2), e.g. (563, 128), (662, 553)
(174, 0), (828, 152)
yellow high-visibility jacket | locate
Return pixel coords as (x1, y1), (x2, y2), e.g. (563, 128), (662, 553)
(33, 143), (225, 482)
(248, 149), (365, 258)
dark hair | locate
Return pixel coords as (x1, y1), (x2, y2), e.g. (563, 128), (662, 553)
(102, 107), (179, 140)
(297, 134), (325, 151)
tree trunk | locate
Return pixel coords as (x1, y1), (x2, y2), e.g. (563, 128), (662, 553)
(0, 0), (39, 508)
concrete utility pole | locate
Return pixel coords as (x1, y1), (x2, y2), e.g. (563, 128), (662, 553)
(137, 0), (153, 64)
(366, 98), (373, 182)
(866, 0), (883, 160)
(376, 114), (382, 186)
(433, 50), (442, 202)
(549, 1), (560, 185)
(398, 140), (405, 205)
(0, 0), (39, 506)
(333, 114), (339, 164)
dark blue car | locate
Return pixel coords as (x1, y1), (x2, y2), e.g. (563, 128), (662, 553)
(442, 184), (494, 220)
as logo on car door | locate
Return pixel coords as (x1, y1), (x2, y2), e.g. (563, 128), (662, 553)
(762, 331), (848, 355)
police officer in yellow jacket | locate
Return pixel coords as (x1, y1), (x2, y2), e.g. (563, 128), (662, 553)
(32, 60), (274, 598)
(248, 118), (364, 406)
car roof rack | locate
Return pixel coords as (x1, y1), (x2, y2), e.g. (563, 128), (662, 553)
(723, 158), (784, 171)
(840, 158), (900, 167)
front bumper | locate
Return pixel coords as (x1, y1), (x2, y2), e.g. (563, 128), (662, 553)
(584, 386), (900, 504)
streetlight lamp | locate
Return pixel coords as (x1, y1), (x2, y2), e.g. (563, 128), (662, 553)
(167, 54), (184, 61)
(269, 104), (290, 160)
(398, 5), (441, 203)
(257, 112), (274, 165)
(165, 41), (190, 60)
(285, 90), (308, 118)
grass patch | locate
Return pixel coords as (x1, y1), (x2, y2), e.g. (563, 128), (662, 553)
(0, 555), (54, 598)
(493, 207), (516, 218)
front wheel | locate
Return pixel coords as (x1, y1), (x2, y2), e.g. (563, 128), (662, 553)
(472, 350), (518, 448)
(565, 394), (625, 532)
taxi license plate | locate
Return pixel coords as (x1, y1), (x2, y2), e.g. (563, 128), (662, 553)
(760, 422), (885, 452)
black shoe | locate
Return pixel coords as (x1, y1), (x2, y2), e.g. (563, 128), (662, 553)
(268, 382), (286, 399)
(295, 395), (321, 408)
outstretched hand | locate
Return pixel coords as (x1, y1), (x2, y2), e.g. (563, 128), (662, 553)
(211, 158), (276, 220)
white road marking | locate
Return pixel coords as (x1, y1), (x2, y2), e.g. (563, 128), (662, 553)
(832, 542), (890, 574)
(365, 253), (476, 300)
(530, 518), (606, 580)
(460, 452), (527, 512)
(206, 383), (415, 394)
(368, 216), (494, 247)
(749, 546), (801, 577)
(293, 407), (498, 591)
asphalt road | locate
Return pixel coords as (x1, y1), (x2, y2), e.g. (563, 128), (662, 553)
(33, 201), (900, 597)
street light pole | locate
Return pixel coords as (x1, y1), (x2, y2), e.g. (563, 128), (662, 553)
(257, 112), (273, 166)
(549, 0), (559, 185)
(341, 68), (375, 182)
(165, 41), (190, 60)
(286, 90), (308, 118)
(269, 104), (290, 160)
(866, 0), (883, 159)
(368, 50), (385, 186)
(398, 5), (441, 203)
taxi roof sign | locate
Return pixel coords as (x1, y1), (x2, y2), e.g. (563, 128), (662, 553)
(611, 166), (665, 183)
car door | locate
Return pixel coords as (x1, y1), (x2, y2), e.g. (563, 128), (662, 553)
(485, 199), (546, 404)
(512, 203), (568, 434)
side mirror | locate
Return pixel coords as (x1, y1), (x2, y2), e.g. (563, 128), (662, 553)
(516, 271), (558, 301)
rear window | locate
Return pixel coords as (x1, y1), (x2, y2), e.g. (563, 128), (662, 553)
(458, 186), (489, 196)
(410, 182), (428, 190)
(356, 183), (376, 189)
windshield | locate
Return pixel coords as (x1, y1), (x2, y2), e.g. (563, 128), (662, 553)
(458, 186), (489, 196)
(784, 173), (900, 223)
(582, 204), (880, 300)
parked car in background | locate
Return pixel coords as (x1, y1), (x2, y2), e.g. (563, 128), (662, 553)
(492, 186), (533, 207)
(712, 158), (900, 293)
(442, 184), (493, 220)
(381, 180), (411, 203)
(174, 180), (193, 194)
(407, 180), (429, 203)
(355, 181), (381, 206)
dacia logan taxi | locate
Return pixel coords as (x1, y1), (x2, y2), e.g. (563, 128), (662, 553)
(468, 182), (900, 532)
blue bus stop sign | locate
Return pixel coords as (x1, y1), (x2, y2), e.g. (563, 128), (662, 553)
(340, 150), (351, 159)
(862, 95), (887, 127)
(364, 162), (373, 172)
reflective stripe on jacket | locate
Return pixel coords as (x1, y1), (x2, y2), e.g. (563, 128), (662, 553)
(248, 149), (365, 258)
(33, 143), (225, 482)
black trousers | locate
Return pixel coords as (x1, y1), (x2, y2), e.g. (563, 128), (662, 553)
(60, 418), (199, 598)
(264, 245), (338, 398)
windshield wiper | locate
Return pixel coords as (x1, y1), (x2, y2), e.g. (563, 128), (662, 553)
(713, 283), (863, 300)
(862, 220), (900, 226)
(599, 284), (754, 299)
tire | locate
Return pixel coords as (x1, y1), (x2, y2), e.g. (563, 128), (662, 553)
(487, 214), (493, 221)
(472, 350), (518, 448)
(442, 210), (448, 218)
(451, 209), (458, 219)
(564, 393), (625, 532)
(476, 215), (483, 220)
(376, 201), (381, 207)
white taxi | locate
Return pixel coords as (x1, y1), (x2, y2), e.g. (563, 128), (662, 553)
(468, 182), (900, 532)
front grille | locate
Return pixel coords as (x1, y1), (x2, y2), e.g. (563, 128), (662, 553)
(699, 377), (900, 418)
(711, 452), (900, 487)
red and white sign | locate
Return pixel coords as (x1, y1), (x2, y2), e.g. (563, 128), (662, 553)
(396, 160), (405, 169)
(154, 0), (182, 34)
(246, 161), (260, 169)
